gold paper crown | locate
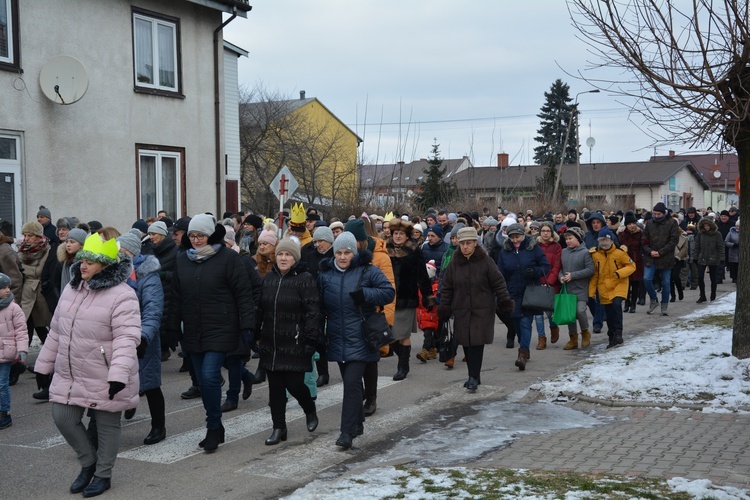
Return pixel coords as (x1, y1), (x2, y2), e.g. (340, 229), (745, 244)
(290, 203), (306, 225)
(383, 211), (394, 222)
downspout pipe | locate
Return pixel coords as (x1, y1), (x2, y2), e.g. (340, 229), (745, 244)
(213, 6), (241, 216)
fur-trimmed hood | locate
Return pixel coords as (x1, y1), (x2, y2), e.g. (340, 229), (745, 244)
(70, 254), (133, 290)
(698, 218), (718, 235)
(502, 234), (539, 252)
(319, 249), (373, 273)
(133, 254), (161, 279)
(536, 221), (560, 244)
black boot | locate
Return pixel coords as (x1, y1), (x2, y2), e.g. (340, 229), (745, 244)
(306, 411), (318, 432)
(253, 366), (266, 384)
(623, 299), (630, 312)
(363, 397), (377, 417)
(82, 476), (111, 498)
(505, 331), (514, 348)
(265, 427), (287, 445)
(316, 374), (329, 387)
(70, 464), (97, 494)
(200, 425), (225, 453)
(143, 427), (166, 445)
(393, 344), (410, 381)
(335, 432), (353, 449)
(612, 331), (624, 347)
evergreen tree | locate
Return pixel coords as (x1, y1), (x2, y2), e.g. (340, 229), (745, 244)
(535, 165), (568, 201)
(414, 140), (456, 212)
(533, 79), (578, 166)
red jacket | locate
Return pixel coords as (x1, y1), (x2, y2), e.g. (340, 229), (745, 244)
(538, 240), (562, 292)
(416, 279), (439, 331)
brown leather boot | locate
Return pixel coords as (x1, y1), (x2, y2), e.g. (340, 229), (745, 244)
(563, 332), (578, 350)
(550, 326), (560, 344)
(536, 336), (547, 350)
(515, 348), (530, 370)
(580, 329), (591, 348)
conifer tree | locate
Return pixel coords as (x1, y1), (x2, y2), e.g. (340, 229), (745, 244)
(414, 140), (456, 211)
(534, 80), (578, 166)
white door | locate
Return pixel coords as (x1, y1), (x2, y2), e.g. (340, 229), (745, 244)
(0, 134), (23, 237)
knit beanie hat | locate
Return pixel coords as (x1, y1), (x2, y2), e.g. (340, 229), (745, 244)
(148, 221), (169, 236)
(564, 226), (585, 243)
(56, 217), (71, 229)
(597, 227), (615, 240)
(132, 219), (149, 234)
(329, 221), (345, 233)
(88, 220), (103, 233)
(505, 223), (525, 236)
(258, 229), (278, 246)
(22, 221), (44, 237)
(66, 228), (88, 246)
(77, 234), (118, 265)
(412, 224), (424, 234)
(623, 211), (638, 225)
(427, 224), (444, 239)
(244, 214), (263, 229)
(653, 202), (668, 213)
(0, 273), (11, 289)
(333, 231), (358, 254)
(275, 238), (301, 262)
(117, 232), (142, 256)
(483, 216), (498, 227)
(37, 206), (52, 219)
(188, 213), (216, 236)
(450, 222), (466, 239)
(344, 218), (368, 242)
(313, 226), (334, 244)
(500, 217), (515, 230)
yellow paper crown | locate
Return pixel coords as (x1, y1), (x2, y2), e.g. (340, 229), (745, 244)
(383, 211), (394, 222)
(77, 234), (119, 264)
(290, 203), (306, 225)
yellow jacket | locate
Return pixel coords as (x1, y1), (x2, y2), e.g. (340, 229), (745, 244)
(589, 245), (635, 304)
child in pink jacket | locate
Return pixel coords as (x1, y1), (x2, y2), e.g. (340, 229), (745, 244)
(0, 272), (29, 429)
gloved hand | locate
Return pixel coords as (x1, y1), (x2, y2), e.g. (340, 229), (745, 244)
(437, 305), (452, 321)
(136, 336), (148, 359)
(17, 351), (27, 364)
(241, 329), (254, 347)
(496, 299), (515, 316)
(108, 381), (125, 400)
(523, 267), (536, 279)
(349, 289), (366, 306)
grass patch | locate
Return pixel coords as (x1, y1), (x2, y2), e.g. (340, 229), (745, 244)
(690, 313), (735, 329)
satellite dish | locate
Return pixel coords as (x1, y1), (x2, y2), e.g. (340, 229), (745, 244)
(586, 137), (596, 148)
(39, 55), (89, 105)
(713, 170), (722, 179)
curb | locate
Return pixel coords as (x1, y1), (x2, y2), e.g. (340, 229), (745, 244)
(558, 392), (750, 413)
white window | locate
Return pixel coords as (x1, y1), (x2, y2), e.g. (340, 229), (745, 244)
(133, 11), (179, 92)
(138, 149), (182, 219)
(0, 0), (17, 67)
(0, 133), (22, 236)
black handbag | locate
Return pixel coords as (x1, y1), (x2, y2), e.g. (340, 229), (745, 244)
(521, 277), (555, 312)
(436, 318), (457, 362)
(356, 268), (395, 351)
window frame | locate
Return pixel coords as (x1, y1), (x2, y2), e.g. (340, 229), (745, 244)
(0, 0), (20, 72)
(131, 8), (183, 97)
(135, 144), (186, 219)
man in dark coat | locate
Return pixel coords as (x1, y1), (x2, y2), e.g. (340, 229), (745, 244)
(642, 202), (680, 315)
(37, 206), (59, 245)
(421, 225), (448, 274)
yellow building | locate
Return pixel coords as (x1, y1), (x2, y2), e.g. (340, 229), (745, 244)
(240, 91), (362, 214)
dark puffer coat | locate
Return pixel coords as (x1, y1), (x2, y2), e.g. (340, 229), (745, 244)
(617, 226), (645, 281)
(318, 251), (396, 363)
(151, 236), (178, 348)
(695, 219), (725, 266)
(642, 215), (680, 269)
(126, 254), (164, 391)
(256, 261), (320, 373)
(171, 225), (255, 353)
(386, 238), (433, 309)
(497, 235), (551, 318)
(440, 246), (511, 346)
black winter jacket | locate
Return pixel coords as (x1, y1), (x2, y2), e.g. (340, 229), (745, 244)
(256, 261), (320, 372)
(386, 238), (433, 309)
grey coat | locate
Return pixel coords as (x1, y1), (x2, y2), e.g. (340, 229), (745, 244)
(559, 243), (595, 301)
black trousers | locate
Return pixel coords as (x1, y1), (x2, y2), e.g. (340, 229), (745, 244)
(462, 345), (484, 380)
(143, 387), (165, 429)
(337, 361), (366, 435)
(267, 370), (315, 429)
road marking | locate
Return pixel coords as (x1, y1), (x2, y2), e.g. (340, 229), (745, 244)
(118, 377), (402, 464)
(238, 383), (502, 479)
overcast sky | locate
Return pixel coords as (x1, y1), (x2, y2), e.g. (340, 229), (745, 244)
(224, 1), (693, 168)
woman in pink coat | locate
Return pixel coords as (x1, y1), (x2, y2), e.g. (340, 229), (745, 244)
(35, 234), (141, 498)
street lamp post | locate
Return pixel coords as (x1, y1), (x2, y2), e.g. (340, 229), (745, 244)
(575, 90), (600, 202)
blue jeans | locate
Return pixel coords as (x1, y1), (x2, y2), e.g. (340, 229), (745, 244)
(189, 351), (227, 430)
(534, 311), (557, 337)
(223, 355), (253, 404)
(0, 362), (10, 412)
(644, 265), (672, 304)
(513, 314), (534, 350)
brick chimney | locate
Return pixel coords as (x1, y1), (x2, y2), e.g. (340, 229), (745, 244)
(497, 153), (509, 169)
(668, 150), (675, 158)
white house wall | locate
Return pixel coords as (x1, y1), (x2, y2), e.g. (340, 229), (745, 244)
(0, 0), (226, 232)
(223, 47), (240, 186)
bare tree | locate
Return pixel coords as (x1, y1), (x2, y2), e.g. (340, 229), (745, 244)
(568, 0), (749, 357)
(239, 85), (359, 216)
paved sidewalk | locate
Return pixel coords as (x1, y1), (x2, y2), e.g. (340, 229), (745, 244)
(469, 400), (750, 489)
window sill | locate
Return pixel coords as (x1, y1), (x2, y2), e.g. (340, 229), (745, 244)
(0, 62), (21, 73)
(134, 86), (185, 99)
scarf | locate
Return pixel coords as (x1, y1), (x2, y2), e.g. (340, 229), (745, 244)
(0, 292), (13, 310)
(19, 237), (49, 265)
(187, 243), (222, 262)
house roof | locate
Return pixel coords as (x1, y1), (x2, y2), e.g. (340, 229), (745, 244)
(185, 0), (251, 17)
(223, 40), (248, 57)
(360, 158), (467, 190)
(450, 160), (711, 191)
(650, 152), (739, 188)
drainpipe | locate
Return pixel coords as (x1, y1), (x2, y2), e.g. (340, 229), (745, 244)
(213, 6), (242, 216)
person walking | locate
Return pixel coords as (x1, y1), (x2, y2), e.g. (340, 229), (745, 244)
(617, 212), (645, 313)
(438, 227), (512, 392)
(257, 239), (321, 445)
(171, 214), (255, 453)
(558, 227), (595, 349)
(18, 221), (53, 347)
(725, 219), (740, 284)
(695, 217), (725, 303)
(534, 221), (561, 349)
(34, 234), (141, 497)
(642, 202), (680, 315)
(318, 232), (395, 449)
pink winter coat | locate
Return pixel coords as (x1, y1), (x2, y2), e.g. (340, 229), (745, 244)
(0, 300), (28, 363)
(35, 258), (141, 412)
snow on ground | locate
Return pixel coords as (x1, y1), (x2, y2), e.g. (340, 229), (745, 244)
(534, 292), (750, 412)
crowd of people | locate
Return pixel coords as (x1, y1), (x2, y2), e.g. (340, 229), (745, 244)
(0, 201), (739, 497)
